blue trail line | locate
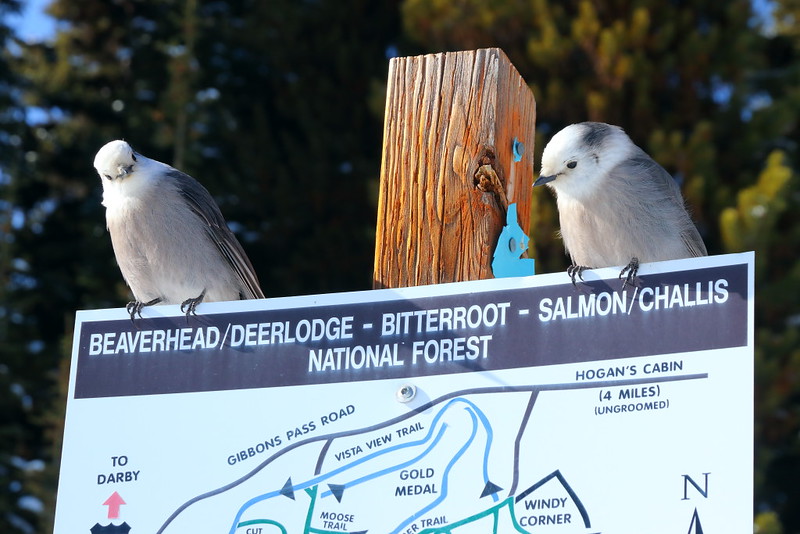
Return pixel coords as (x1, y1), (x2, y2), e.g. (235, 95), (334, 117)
(390, 407), (479, 534)
(227, 398), (477, 533)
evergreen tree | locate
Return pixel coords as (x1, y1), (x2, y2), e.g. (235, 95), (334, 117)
(745, 2), (800, 532)
(1, 1), (401, 531)
(0, 0), (56, 531)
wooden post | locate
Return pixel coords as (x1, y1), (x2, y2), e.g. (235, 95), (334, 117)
(373, 48), (537, 289)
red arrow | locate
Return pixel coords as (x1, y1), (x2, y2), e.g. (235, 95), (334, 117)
(103, 491), (126, 519)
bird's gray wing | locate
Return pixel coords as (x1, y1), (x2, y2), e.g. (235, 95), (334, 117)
(170, 170), (266, 299)
(679, 221), (708, 257)
(621, 151), (708, 257)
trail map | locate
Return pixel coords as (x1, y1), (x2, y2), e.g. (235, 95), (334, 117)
(54, 253), (754, 534)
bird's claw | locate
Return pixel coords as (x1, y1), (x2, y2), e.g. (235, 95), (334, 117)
(619, 257), (640, 289)
(126, 298), (162, 325)
(180, 290), (206, 322)
(126, 301), (144, 323)
(567, 264), (587, 287)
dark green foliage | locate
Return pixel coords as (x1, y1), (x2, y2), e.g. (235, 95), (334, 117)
(0, 1), (400, 532)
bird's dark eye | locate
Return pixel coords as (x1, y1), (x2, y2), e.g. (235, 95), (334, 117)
(104, 174), (112, 180)
(131, 153), (137, 162)
(567, 161), (577, 169)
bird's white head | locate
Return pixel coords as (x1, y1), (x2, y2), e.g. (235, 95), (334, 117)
(94, 140), (165, 207)
(93, 140), (139, 182)
(535, 122), (632, 200)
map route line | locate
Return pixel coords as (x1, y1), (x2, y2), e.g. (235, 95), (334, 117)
(319, 399), (494, 501)
(316, 398), (489, 499)
(515, 469), (591, 528)
(390, 406), (480, 534)
(509, 389), (538, 497)
(423, 496), (529, 534)
(316, 420), (447, 499)
(236, 519), (287, 534)
(315, 439), (334, 476)
(156, 371), (707, 534)
(463, 397), (498, 503)
(302, 485), (317, 533)
(228, 422), (449, 533)
(230, 398), (491, 532)
(234, 399), (491, 534)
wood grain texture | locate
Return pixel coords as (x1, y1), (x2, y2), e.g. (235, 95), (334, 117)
(373, 48), (537, 289)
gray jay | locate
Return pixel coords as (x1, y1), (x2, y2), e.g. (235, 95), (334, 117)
(534, 122), (707, 287)
(94, 140), (264, 321)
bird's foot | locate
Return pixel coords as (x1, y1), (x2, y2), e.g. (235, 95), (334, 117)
(619, 257), (640, 290)
(126, 298), (162, 325)
(180, 290), (206, 321)
(567, 264), (587, 287)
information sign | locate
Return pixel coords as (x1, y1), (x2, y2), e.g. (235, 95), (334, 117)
(54, 253), (754, 534)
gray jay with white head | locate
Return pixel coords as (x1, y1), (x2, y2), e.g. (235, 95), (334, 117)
(535, 122), (707, 287)
(94, 140), (264, 321)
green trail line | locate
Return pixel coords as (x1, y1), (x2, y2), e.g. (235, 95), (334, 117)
(418, 497), (528, 534)
(304, 486), (318, 534)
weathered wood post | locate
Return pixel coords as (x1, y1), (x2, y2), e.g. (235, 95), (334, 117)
(373, 48), (537, 289)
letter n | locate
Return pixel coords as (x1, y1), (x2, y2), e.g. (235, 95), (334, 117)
(681, 472), (710, 500)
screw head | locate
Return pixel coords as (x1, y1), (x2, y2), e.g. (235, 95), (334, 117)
(396, 384), (417, 403)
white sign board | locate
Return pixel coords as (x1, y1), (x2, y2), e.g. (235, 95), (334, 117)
(55, 253), (754, 534)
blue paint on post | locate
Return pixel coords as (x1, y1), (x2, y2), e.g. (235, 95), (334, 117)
(492, 203), (535, 278)
(512, 138), (524, 162)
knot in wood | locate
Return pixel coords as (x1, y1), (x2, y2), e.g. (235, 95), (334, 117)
(473, 151), (508, 212)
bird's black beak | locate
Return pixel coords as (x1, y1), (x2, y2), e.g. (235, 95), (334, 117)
(116, 165), (134, 179)
(534, 174), (557, 187)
